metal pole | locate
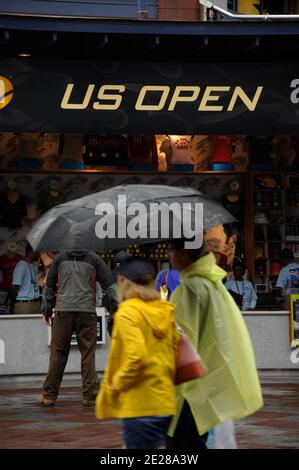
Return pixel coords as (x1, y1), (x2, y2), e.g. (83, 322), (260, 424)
(199, 0), (299, 20)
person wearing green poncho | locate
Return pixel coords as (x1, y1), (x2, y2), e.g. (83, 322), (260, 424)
(167, 241), (263, 450)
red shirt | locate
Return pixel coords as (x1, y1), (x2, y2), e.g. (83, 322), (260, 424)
(0, 254), (22, 289)
(210, 136), (237, 164)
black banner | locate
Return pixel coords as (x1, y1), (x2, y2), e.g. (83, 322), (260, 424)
(1, 58), (299, 134)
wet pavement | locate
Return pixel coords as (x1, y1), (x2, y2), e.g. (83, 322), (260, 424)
(0, 373), (298, 449)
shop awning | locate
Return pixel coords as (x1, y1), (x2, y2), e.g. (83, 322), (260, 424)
(1, 14), (299, 60)
(1, 14), (299, 134)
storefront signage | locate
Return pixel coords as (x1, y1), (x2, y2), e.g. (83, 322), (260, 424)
(1, 58), (299, 134)
(290, 294), (299, 348)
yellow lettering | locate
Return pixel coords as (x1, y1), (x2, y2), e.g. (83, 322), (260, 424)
(61, 84), (95, 109)
(227, 86), (263, 111)
(199, 86), (230, 111)
(93, 85), (125, 110)
(168, 86), (200, 111)
(135, 86), (170, 111)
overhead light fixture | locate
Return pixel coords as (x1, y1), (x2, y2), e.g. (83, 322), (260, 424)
(18, 53), (31, 57)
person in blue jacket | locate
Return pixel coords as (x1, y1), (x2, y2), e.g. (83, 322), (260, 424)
(156, 268), (180, 300)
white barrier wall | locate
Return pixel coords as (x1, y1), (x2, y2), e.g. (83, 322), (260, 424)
(0, 309), (109, 375)
(0, 310), (298, 375)
(243, 311), (298, 369)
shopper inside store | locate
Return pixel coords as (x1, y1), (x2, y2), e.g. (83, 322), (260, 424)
(225, 261), (258, 311)
(276, 248), (299, 295)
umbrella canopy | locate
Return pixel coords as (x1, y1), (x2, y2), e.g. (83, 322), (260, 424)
(27, 185), (236, 252)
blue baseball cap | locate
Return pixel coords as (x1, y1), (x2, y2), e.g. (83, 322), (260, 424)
(118, 257), (155, 285)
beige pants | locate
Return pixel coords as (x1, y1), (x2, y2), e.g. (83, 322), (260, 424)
(14, 301), (41, 315)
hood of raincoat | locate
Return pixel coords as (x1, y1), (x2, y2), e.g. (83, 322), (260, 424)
(95, 296), (178, 420)
(121, 297), (175, 339)
(181, 252), (226, 283)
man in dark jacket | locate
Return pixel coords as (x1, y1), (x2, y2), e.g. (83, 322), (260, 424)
(39, 251), (117, 407)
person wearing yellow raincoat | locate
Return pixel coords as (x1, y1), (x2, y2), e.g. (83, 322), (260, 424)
(167, 241), (263, 449)
(96, 257), (179, 449)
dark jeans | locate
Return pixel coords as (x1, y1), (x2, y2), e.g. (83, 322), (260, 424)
(123, 416), (172, 449)
(167, 401), (208, 450)
(43, 311), (99, 401)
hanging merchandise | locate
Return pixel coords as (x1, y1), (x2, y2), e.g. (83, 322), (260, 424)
(0, 132), (20, 170)
(289, 136), (299, 171)
(221, 180), (243, 220)
(38, 179), (66, 214)
(255, 260), (266, 275)
(248, 136), (274, 170)
(255, 174), (281, 189)
(60, 134), (85, 170)
(189, 135), (213, 171)
(18, 133), (41, 169)
(209, 136), (236, 171)
(159, 135), (194, 171)
(231, 135), (249, 172)
(254, 213), (269, 224)
(128, 135), (158, 170)
(272, 135), (296, 171)
(0, 180), (28, 228)
(37, 133), (61, 170)
(0, 243), (22, 290)
(262, 192), (273, 207)
(254, 246), (265, 259)
(84, 134), (128, 167)
(270, 261), (281, 277)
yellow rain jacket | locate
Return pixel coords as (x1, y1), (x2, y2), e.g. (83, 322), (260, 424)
(169, 253), (263, 436)
(96, 297), (179, 420)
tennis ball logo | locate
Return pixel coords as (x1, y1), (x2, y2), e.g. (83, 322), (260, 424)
(0, 76), (14, 109)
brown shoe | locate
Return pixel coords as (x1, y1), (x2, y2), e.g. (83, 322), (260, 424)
(82, 399), (95, 407)
(38, 395), (56, 407)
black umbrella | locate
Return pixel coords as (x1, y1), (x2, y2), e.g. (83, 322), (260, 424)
(27, 184), (236, 251)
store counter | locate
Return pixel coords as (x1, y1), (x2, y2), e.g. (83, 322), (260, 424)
(243, 310), (298, 369)
(0, 308), (109, 375)
(0, 309), (297, 375)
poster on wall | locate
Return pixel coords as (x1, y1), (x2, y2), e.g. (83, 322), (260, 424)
(290, 294), (299, 347)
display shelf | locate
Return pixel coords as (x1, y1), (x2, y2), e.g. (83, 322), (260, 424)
(252, 173), (286, 292)
(0, 169), (244, 175)
(285, 174), (299, 260)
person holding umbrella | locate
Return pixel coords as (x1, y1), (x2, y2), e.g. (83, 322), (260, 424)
(96, 257), (179, 449)
(166, 239), (263, 450)
(39, 250), (118, 407)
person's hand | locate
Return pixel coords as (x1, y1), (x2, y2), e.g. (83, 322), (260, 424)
(42, 315), (52, 326)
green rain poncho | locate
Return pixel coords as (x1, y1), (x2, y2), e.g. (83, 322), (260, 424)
(169, 253), (263, 436)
